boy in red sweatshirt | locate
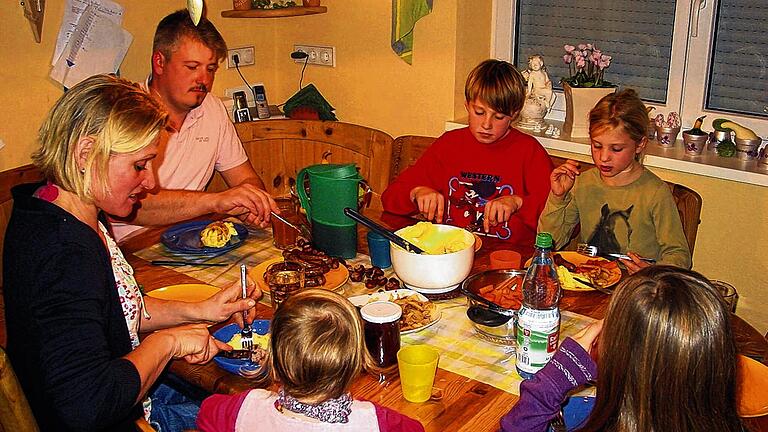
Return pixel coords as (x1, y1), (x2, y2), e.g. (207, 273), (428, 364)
(382, 59), (553, 247)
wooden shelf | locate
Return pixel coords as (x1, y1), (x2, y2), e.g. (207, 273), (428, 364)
(221, 6), (327, 18)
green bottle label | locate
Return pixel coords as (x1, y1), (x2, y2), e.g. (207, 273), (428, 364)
(516, 307), (560, 374)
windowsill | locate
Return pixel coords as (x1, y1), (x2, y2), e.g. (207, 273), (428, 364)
(445, 119), (768, 187)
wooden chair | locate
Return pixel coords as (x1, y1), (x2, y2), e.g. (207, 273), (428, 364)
(210, 120), (394, 210)
(390, 135), (437, 182)
(0, 346), (39, 432)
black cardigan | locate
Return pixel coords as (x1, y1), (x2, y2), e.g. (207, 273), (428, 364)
(3, 183), (142, 432)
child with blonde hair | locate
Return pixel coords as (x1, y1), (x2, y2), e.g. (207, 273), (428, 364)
(196, 289), (424, 432)
(383, 59), (552, 247)
(538, 89), (691, 272)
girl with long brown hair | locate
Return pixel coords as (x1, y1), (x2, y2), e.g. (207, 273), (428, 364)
(500, 265), (743, 431)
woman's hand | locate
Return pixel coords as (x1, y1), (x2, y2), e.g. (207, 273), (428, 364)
(572, 319), (603, 355)
(550, 160), (581, 197)
(163, 323), (230, 364)
(197, 278), (262, 325)
(409, 186), (445, 223)
(620, 251), (651, 275)
(483, 195), (523, 233)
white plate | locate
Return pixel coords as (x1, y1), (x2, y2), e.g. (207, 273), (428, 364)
(347, 289), (441, 334)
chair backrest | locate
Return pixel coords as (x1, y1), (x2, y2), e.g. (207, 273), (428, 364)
(390, 135), (437, 182)
(668, 182), (702, 253)
(0, 346), (39, 432)
(211, 120), (394, 210)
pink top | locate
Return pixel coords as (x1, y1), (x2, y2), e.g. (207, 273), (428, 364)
(197, 389), (425, 432)
(112, 86), (249, 241)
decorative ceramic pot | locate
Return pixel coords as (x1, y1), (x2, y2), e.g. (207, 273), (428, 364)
(562, 82), (616, 139)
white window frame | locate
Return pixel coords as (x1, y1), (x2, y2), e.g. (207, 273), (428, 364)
(492, 0), (768, 136)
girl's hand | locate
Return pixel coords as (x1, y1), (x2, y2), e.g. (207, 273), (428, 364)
(550, 160), (581, 197)
(620, 251), (651, 275)
(572, 319), (603, 354)
(483, 195), (523, 233)
(410, 186), (445, 223)
(163, 323), (230, 364)
(197, 278), (261, 325)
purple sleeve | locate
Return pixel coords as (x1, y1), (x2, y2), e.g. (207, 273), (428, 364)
(374, 403), (426, 432)
(196, 391), (250, 432)
(499, 338), (597, 432)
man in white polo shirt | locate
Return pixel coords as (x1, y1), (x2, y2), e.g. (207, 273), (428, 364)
(111, 10), (277, 242)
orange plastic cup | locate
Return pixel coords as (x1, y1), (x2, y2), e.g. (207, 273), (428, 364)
(490, 250), (522, 270)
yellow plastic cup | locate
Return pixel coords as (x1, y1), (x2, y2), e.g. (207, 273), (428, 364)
(397, 345), (439, 403)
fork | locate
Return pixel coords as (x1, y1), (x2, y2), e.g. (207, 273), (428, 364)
(576, 243), (656, 263)
(239, 264), (253, 351)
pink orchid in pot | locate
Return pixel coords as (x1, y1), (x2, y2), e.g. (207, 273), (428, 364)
(561, 43), (617, 138)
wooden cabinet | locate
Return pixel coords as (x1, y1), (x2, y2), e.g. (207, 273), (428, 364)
(210, 120), (393, 210)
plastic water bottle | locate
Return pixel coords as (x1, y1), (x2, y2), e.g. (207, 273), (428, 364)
(516, 232), (562, 379)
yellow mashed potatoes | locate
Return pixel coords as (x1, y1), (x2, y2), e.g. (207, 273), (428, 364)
(200, 221), (238, 248)
(398, 222), (473, 255)
(228, 332), (270, 350)
(556, 266), (592, 290)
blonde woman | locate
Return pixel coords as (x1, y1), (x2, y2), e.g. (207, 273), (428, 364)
(197, 289), (424, 431)
(3, 74), (258, 432)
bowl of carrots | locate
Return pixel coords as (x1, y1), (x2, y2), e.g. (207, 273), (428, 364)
(461, 269), (525, 345)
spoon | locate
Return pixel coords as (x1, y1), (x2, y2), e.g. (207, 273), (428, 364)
(343, 208), (425, 254)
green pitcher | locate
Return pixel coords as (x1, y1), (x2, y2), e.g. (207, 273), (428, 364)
(296, 164), (362, 258)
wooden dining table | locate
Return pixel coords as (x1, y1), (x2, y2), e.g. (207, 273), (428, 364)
(122, 210), (768, 432)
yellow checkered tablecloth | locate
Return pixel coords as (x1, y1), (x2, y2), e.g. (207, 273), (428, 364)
(135, 226), (596, 396)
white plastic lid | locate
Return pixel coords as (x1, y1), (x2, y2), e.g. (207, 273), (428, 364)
(360, 301), (402, 324)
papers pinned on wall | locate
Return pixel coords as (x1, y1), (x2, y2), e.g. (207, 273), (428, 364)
(50, 0), (132, 88)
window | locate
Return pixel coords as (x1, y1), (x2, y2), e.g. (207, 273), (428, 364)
(493, 0), (768, 135)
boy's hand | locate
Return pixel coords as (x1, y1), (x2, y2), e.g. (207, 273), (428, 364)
(483, 195), (522, 233)
(619, 251), (651, 275)
(550, 160), (581, 197)
(410, 186), (445, 223)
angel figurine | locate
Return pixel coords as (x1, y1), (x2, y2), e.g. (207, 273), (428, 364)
(518, 54), (555, 130)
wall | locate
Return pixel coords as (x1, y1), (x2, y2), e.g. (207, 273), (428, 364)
(1, 1), (766, 334)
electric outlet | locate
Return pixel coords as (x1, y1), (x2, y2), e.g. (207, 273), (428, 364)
(293, 44), (335, 67)
(227, 46), (255, 68)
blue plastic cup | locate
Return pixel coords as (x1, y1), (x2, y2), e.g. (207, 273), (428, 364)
(367, 231), (392, 269)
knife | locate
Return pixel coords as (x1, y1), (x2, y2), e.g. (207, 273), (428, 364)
(571, 274), (613, 295)
(605, 253), (656, 264)
(150, 260), (228, 267)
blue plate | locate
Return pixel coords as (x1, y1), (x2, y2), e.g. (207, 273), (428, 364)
(212, 321), (271, 376)
(161, 220), (248, 255)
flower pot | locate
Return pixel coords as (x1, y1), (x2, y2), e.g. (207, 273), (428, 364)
(302, 0), (321, 6)
(734, 137), (762, 161)
(655, 126), (680, 148)
(562, 82), (616, 139)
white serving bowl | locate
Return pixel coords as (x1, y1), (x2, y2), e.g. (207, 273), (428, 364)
(390, 224), (475, 294)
